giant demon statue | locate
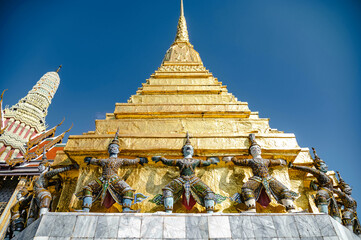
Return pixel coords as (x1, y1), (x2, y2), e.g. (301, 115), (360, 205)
(77, 129), (148, 213)
(151, 132), (226, 213)
(33, 152), (78, 216)
(226, 134), (298, 212)
(334, 171), (360, 235)
(7, 187), (32, 238)
(289, 148), (340, 221)
(6, 149), (77, 239)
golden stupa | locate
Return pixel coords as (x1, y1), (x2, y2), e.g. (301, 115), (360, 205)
(52, 0), (330, 214)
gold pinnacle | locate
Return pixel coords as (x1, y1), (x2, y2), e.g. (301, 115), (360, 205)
(180, 0), (184, 16)
(56, 65), (62, 73)
(174, 0), (189, 43)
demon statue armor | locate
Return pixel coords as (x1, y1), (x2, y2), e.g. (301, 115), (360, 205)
(289, 148), (341, 221)
(76, 129), (148, 213)
(33, 151), (78, 216)
(334, 171), (360, 235)
(150, 132), (226, 213)
(225, 134), (298, 212)
(7, 187), (32, 238)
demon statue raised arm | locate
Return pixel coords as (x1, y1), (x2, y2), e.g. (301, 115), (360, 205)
(150, 132), (226, 213)
(288, 147), (340, 221)
(34, 150), (78, 216)
(334, 171), (360, 235)
(76, 129), (148, 213)
(225, 134), (298, 212)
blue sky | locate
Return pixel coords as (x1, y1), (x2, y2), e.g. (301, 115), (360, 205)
(1, 0), (360, 211)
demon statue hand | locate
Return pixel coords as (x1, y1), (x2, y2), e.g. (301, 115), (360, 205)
(76, 130), (148, 213)
(334, 171), (360, 235)
(150, 132), (225, 213)
(288, 148), (341, 221)
(225, 134), (298, 212)
(34, 152), (78, 216)
(9, 187), (33, 238)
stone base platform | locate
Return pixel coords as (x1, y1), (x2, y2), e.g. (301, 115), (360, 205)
(14, 212), (360, 240)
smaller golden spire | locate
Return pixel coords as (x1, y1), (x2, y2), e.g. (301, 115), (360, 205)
(174, 0), (189, 43)
(56, 65), (62, 73)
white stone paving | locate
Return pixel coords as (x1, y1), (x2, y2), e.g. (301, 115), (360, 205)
(163, 216), (186, 238)
(72, 215), (98, 238)
(208, 215), (232, 238)
(118, 216), (142, 238)
(140, 216), (163, 239)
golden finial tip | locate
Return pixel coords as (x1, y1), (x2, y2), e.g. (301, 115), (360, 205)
(180, 0), (184, 16)
(175, 0), (189, 43)
(56, 65), (62, 73)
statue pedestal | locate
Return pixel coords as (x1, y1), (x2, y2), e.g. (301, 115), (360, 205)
(14, 212), (360, 239)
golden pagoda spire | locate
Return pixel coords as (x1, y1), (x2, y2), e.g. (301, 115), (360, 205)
(174, 0), (189, 43)
(161, 0), (202, 63)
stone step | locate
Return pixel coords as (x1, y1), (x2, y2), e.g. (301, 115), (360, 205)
(147, 78), (218, 85)
(96, 118), (268, 135)
(137, 85), (227, 95)
(128, 94), (238, 104)
(114, 103), (250, 118)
